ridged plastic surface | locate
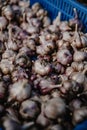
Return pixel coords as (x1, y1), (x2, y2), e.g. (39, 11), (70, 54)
(30, 0), (87, 31)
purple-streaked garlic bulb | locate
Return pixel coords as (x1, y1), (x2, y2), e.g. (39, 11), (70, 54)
(57, 48), (72, 65)
(36, 104), (51, 127)
(73, 50), (87, 62)
(3, 117), (21, 130)
(19, 99), (40, 120)
(36, 77), (61, 95)
(33, 59), (51, 76)
(72, 107), (87, 125)
(26, 38), (36, 51)
(44, 97), (66, 119)
(8, 79), (32, 102)
(12, 67), (28, 82)
(16, 53), (31, 68)
(2, 49), (16, 61)
(2, 5), (14, 21)
(0, 59), (14, 74)
(60, 80), (83, 99)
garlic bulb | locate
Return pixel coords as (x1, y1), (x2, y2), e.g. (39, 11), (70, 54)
(44, 97), (66, 119)
(8, 79), (32, 102)
(33, 59), (51, 76)
(2, 5), (14, 21)
(57, 48), (72, 65)
(19, 99), (40, 119)
(0, 59), (14, 74)
(72, 107), (87, 125)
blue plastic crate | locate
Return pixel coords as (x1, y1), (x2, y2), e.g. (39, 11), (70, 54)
(30, 0), (87, 32)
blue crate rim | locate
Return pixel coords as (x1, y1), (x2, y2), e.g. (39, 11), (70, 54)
(69, 0), (87, 13)
(30, 0), (87, 13)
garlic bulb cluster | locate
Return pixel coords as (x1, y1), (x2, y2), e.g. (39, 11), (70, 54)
(0, 1), (87, 130)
